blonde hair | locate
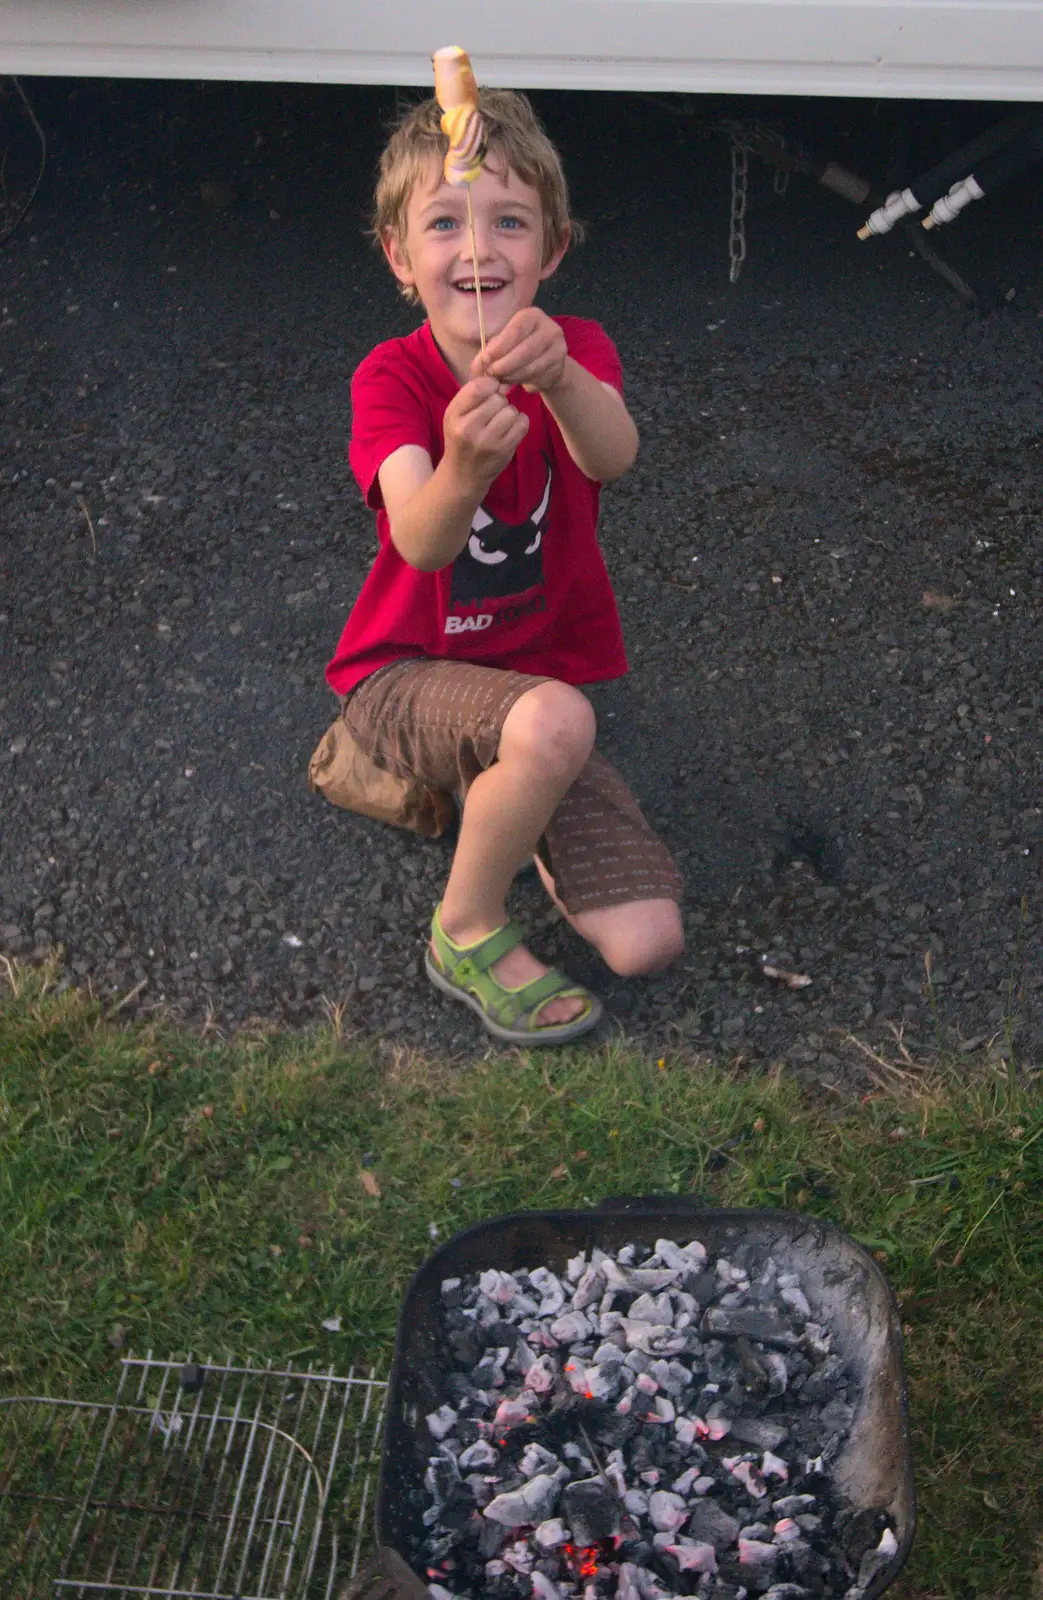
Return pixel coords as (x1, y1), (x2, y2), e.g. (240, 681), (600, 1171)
(370, 88), (585, 305)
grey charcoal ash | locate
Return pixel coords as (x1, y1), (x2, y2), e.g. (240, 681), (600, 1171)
(485, 1472), (570, 1528)
(520, 1443), (564, 1478)
(701, 1308), (801, 1350)
(648, 1491), (689, 1532)
(419, 1242), (897, 1600)
(426, 1405), (459, 1440)
(655, 1540), (717, 1574)
(728, 1419), (789, 1452)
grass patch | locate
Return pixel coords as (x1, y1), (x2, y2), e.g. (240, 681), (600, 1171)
(1, 959), (1041, 1598)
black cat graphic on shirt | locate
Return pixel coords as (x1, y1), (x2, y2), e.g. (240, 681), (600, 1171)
(449, 457), (552, 606)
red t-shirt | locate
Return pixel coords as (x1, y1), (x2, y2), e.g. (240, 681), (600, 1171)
(325, 316), (629, 698)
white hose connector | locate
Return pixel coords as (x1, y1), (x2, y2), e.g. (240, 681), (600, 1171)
(856, 187), (920, 239)
(922, 174), (985, 229)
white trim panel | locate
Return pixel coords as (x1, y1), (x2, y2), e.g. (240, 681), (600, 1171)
(1, 0), (1043, 99)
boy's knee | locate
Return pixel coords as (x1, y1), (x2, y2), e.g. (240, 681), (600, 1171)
(597, 900), (685, 978)
(499, 680), (596, 775)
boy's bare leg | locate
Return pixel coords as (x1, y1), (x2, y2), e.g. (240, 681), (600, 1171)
(436, 682), (596, 1027)
(532, 856), (685, 977)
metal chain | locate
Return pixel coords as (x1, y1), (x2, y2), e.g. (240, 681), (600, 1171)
(641, 104), (797, 283)
(723, 116), (796, 282)
(729, 137), (748, 284)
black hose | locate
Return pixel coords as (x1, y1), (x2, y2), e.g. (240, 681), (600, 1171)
(904, 110), (1038, 208)
(971, 123), (1043, 194)
(924, 124), (1043, 228)
(858, 111), (1041, 237)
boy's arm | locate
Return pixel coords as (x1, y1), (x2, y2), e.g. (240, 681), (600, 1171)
(378, 377), (530, 573)
(378, 445), (478, 574)
(474, 313), (638, 485)
(540, 358), (639, 484)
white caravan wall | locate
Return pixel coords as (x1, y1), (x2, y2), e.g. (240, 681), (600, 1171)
(1, 0), (1042, 100)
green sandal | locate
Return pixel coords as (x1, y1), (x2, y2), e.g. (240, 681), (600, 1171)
(425, 903), (603, 1046)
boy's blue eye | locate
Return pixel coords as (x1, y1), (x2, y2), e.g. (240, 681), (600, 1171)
(429, 214), (526, 232)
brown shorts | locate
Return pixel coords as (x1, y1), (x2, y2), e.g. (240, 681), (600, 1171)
(341, 658), (683, 915)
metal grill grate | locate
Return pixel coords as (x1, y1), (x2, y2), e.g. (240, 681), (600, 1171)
(0, 1355), (387, 1599)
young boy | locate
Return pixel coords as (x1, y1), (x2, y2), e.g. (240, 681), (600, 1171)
(326, 88), (684, 1045)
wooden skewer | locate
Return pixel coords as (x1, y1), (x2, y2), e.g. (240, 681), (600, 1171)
(465, 184), (487, 360)
(433, 50), (489, 366)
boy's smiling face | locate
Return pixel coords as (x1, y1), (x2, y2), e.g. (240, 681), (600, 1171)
(383, 156), (567, 384)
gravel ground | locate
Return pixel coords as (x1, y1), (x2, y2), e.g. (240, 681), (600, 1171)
(1, 80), (1041, 1079)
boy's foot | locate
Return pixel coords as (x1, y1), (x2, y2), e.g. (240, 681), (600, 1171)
(430, 933), (584, 1026)
(427, 905), (602, 1044)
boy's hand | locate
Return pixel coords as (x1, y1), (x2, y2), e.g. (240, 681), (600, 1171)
(443, 375), (529, 492)
(470, 308), (568, 395)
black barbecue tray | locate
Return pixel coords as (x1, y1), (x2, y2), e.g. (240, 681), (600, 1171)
(377, 1197), (915, 1599)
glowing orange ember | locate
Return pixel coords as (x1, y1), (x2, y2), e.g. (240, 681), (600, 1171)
(563, 1540), (613, 1580)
